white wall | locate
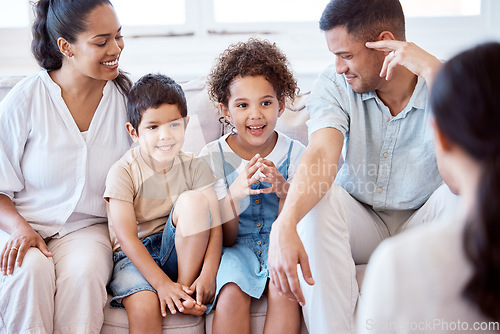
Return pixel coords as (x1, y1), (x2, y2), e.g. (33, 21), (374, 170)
(1, 1), (499, 92)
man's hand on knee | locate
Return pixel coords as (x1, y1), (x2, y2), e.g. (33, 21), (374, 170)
(268, 219), (314, 306)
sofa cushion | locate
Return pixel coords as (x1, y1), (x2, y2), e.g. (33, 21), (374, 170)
(278, 92), (310, 146)
(180, 76), (225, 156)
(0, 76), (25, 101)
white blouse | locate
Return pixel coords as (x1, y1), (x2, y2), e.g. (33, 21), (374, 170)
(0, 71), (131, 239)
(357, 214), (498, 333)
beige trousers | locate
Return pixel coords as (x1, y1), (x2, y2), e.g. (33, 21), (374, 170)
(296, 184), (458, 334)
(0, 223), (112, 334)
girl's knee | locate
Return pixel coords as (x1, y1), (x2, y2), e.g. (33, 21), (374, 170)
(217, 283), (251, 310)
(267, 282), (300, 309)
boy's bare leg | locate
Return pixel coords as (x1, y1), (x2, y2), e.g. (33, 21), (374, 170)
(172, 190), (211, 315)
(264, 281), (301, 334)
(212, 283), (251, 334)
(123, 290), (163, 334)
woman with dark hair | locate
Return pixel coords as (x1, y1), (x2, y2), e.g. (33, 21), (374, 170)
(0, 0), (132, 332)
(357, 42), (500, 333)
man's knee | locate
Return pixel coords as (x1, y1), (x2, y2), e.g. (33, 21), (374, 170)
(301, 184), (350, 229)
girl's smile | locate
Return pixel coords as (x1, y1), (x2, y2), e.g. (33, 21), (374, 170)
(247, 124), (266, 136)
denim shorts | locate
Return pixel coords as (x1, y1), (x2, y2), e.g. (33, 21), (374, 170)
(108, 216), (178, 308)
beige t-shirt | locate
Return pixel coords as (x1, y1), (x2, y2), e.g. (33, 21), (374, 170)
(104, 145), (214, 252)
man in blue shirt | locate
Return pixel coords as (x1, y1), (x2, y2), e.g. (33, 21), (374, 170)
(268, 0), (457, 333)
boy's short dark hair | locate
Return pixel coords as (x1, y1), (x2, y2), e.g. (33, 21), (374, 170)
(127, 73), (188, 131)
(319, 0), (406, 42)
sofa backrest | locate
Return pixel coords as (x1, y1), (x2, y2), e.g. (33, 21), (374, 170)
(0, 75), (310, 156)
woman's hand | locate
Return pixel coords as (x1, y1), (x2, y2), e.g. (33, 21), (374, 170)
(1, 223), (52, 275)
(256, 158), (290, 198)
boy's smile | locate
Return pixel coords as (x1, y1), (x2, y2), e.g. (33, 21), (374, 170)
(127, 103), (189, 173)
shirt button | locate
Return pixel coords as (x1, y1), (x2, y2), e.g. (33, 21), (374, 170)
(385, 116), (390, 122)
(255, 181), (260, 185)
(383, 152), (389, 158)
(255, 199), (260, 204)
(256, 223), (262, 227)
(256, 251), (261, 255)
(377, 188), (383, 194)
(257, 240), (262, 245)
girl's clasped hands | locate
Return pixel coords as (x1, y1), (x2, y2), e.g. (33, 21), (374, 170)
(229, 154), (289, 201)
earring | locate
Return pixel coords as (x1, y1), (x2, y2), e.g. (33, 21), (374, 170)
(222, 116), (235, 134)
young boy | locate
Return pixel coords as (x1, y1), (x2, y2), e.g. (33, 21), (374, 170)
(104, 74), (222, 332)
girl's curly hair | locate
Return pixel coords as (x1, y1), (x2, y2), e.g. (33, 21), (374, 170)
(207, 38), (298, 107)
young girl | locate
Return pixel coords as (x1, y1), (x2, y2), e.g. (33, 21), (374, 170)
(357, 42), (500, 332)
(199, 38), (306, 333)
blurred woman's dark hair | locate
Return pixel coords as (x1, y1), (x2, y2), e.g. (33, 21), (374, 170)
(430, 41), (500, 321)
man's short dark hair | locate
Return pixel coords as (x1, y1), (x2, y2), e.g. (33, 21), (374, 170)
(319, 0), (406, 41)
(127, 73), (188, 131)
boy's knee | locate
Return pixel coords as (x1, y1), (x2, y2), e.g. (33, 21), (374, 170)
(176, 190), (209, 213)
(124, 291), (162, 325)
(174, 191), (211, 236)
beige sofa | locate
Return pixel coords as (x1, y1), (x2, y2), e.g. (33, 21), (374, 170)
(1, 75), (364, 333)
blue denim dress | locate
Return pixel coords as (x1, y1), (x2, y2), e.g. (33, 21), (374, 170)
(212, 139), (294, 307)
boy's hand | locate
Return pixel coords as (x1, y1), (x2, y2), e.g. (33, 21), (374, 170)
(189, 272), (216, 306)
(256, 158), (289, 198)
(228, 154), (263, 201)
(156, 280), (196, 317)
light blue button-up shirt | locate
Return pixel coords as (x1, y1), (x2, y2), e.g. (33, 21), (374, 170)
(306, 64), (442, 211)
